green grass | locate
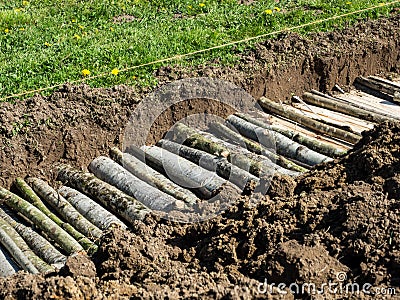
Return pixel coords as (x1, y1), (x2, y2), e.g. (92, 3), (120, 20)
(0, 0), (398, 100)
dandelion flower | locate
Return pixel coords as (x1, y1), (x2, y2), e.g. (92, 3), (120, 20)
(274, 7), (281, 12)
(265, 9), (273, 15)
(22, 1), (29, 5)
(78, 25), (84, 29)
(188, 5), (192, 9)
(72, 19), (77, 23)
(44, 42), (52, 47)
(19, 28), (25, 31)
(132, 75), (137, 80)
(110, 27), (114, 31)
(82, 69), (91, 76)
(14, 8), (22, 13)
(199, 3), (205, 7)
(4, 28), (9, 33)
(111, 68), (119, 76)
(73, 34), (81, 39)
(346, 1), (352, 4)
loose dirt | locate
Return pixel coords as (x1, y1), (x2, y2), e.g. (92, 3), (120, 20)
(0, 14), (399, 299)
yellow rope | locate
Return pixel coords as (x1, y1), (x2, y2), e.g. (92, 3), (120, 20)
(1, 1), (399, 102)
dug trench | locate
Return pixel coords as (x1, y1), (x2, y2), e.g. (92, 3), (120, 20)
(0, 14), (399, 299)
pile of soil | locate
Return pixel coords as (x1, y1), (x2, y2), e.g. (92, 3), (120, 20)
(0, 14), (399, 299)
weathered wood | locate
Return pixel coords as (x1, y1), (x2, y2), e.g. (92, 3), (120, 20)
(235, 113), (346, 158)
(0, 206), (66, 268)
(141, 145), (229, 199)
(89, 156), (184, 211)
(15, 178), (92, 252)
(0, 187), (83, 255)
(58, 186), (127, 230)
(157, 139), (259, 190)
(356, 76), (400, 96)
(0, 226), (39, 274)
(27, 178), (102, 245)
(227, 115), (331, 166)
(302, 92), (390, 123)
(172, 123), (299, 177)
(354, 77), (396, 102)
(110, 147), (198, 206)
(57, 164), (151, 225)
(0, 211), (54, 273)
(209, 121), (308, 172)
(0, 245), (18, 277)
(258, 97), (361, 144)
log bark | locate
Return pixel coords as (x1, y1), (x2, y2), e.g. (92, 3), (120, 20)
(0, 187), (83, 255)
(141, 145), (227, 199)
(235, 113), (346, 158)
(209, 121), (308, 172)
(0, 245), (18, 277)
(89, 156), (185, 211)
(227, 115), (331, 166)
(171, 123), (299, 177)
(58, 186), (127, 230)
(110, 147), (198, 206)
(57, 164), (151, 225)
(0, 226), (39, 274)
(302, 92), (390, 123)
(258, 97), (361, 144)
(15, 178), (96, 253)
(27, 177), (102, 242)
(157, 139), (259, 190)
(0, 213), (54, 273)
(0, 206), (66, 268)
(356, 76), (400, 97)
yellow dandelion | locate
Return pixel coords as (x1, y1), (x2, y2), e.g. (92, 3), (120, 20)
(110, 27), (114, 31)
(14, 8), (22, 13)
(199, 3), (205, 7)
(82, 69), (90, 76)
(72, 18), (77, 23)
(265, 9), (273, 15)
(22, 1), (29, 5)
(73, 34), (81, 40)
(4, 28), (9, 33)
(346, 1), (352, 4)
(44, 42), (52, 47)
(19, 27), (25, 31)
(379, 2), (384, 6)
(274, 7), (281, 12)
(78, 25), (84, 29)
(111, 68), (119, 76)
(132, 75), (137, 80)
(187, 5), (192, 9)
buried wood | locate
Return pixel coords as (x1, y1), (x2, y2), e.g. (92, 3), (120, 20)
(58, 186), (127, 231)
(89, 156), (185, 211)
(57, 164), (151, 225)
(0, 245), (18, 277)
(0, 206), (66, 268)
(227, 115), (331, 166)
(111, 147), (198, 206)
(157, 139), (259, 190)
(15, 178), (95, 253)
(0, 226), (39, 274)
(171, 123), (298, 177)
(208, 121), (308, 172)
(258, 97), (361, 144)
(0, 211), (54, 273)
(0, 187), (83, 255)
(235, 113), (347, 158)
(302, 92), (391, 123)
(27, 177), (102, 244)
(141, 145), (228, 199)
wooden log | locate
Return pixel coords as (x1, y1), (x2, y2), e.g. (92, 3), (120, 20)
(0, 212), (54, 274)
(227, 115), (331, 166)
(58, 186), (127, 230)
(354, 77), (395, 102)
(209, 121), (308, 172)
(356, 76), (400, 96)
(110, 147), (198, 206)
(15, 178), (96, 253)
(0, 226), (39, 274)
(141, 145), (230, 199)
(27, 178), (103, 244)
(235, 113), (346, 158)
(172, 123), (299, 177)
(258, 97), (361, 144)
(369, 76), (400, 90)
(0, 206), (66, 268)
(57, 164), (151, 225)
(0, 187), (83, 255)
(302, 92), (390, 123)
(89, 156), (185, 211)
(0, 245), (18, 277)
(157, 139), (259, 190)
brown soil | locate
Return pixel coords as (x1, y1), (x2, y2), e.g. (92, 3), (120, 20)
(0, 14), (399, 299)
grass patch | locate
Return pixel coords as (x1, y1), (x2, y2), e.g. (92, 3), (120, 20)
(0, 0), (398, 100)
